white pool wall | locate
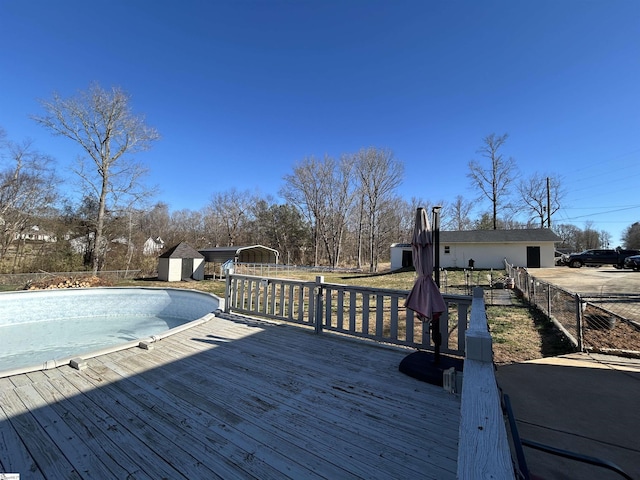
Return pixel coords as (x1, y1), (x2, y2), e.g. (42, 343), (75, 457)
(0, 287), (222, 378)
(0, 287), (221, 325)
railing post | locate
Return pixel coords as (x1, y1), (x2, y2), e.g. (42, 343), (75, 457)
(315, 275), (324, 334)
(458, 302), (469, 354)
(465, 287), (493, 362)
(224, 271), (233, 313)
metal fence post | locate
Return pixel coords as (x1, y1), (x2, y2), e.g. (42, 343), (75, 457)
(531, 279), (536, 306)
(315, 275), (324, 334)
(575, 293), (584, 351)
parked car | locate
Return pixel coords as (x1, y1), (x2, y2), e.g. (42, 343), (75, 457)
(624, 254), (640, 271)
(565, 248), (640, 268)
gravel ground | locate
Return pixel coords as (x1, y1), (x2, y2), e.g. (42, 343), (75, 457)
(527, 266), (640, 295)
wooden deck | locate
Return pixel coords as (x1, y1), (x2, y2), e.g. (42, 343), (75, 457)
(0, 313), (460, 479)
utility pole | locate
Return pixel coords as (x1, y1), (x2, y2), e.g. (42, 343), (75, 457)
(546, 176), (552, 228)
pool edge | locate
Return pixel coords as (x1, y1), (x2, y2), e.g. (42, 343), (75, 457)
(0, 306), (223, 378)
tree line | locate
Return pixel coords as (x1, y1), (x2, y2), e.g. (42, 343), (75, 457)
(2, 83), (636, 275)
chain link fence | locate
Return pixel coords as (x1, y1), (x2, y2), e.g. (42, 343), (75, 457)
(505, 261), (640, 356)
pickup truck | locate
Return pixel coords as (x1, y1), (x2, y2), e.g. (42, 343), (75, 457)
(564, 248), (640, 268)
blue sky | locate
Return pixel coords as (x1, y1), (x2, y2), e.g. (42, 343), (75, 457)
(1, 0), (639, 246)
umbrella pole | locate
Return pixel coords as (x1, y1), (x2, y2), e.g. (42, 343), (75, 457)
(432, 206), (442, 364)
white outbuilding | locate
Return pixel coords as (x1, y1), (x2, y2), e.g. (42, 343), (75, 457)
(157, 242), (205, 281)
(391, 228), (561, 270)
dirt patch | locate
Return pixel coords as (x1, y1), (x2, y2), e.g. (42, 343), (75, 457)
(583, 321), (640, 352)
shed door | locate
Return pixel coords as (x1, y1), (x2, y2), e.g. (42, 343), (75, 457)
(402, 250), (413, 268)
(526, 246), (541, 268)
(182, 258), (194, 279)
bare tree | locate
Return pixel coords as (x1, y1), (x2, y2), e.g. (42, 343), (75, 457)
(170, 209), (206, 248)
(281, 155), (354, 267)
(0, 135), (59, 265)
(323, 155), (356, 267)
(599, 230), (612, 249)
(517, 173), (564, 228)
(392, 198), (419, 244)
(445, 195), (474, 231)
(397, 197), (446, 240)
(33, 83), (159, 274)
(468, 133), (517, 230)
(281, 156), (326, 265)
(579, 221), (601, 249)
(354, 147), (404, 272)
(473, 211), (520, 230)
(555, 223), (582, 251)
(374, 195), (405, 267)
(208, 188), (256, 246)
(140, 202), (171, 240)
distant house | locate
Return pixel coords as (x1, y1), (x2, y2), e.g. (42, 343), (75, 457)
(14, 225), (57, 243)
(143, 236), (165, 256)
(391, 228), (561, 270)
(157, 242), (205, 281)
(67, 232), (128, 254)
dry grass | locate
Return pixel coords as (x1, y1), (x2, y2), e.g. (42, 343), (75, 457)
(487, 301), (574, 365)
(487, 304), (547, 364)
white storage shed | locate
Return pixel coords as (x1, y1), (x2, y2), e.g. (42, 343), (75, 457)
(157, 242), (205, 281)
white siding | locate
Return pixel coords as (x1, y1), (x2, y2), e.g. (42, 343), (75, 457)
(157, 258), (182, 282)
(442, 243), (517, 269)
(391, 241), (557, 270)
(158, 257), (205, 281)
(390, 244), (407, 270)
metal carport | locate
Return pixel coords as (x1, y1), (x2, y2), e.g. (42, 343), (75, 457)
(199, 245), (279, 265)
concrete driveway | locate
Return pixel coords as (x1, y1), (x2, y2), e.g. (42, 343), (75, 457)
(501, 267), (640, 479)
(527, 266), (640, 295)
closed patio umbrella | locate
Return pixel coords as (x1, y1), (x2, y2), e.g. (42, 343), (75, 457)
(405, 207), (447, 362)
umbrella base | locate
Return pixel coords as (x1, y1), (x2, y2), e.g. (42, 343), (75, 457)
(399, 351), (464, 387)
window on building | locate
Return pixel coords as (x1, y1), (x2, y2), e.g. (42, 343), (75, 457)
(444, 245), (450, 254)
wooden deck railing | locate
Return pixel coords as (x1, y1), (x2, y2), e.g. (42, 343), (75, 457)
(225, 275), (514, 478)
(225, 273), (472, 353)
(457, 287), (514, 479)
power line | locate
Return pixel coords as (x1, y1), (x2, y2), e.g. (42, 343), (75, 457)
(557, 204), (640, 221)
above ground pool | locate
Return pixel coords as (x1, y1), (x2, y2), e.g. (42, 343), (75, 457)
(0, 287), (220, 377)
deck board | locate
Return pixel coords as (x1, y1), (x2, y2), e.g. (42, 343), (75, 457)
(0, 312), (460, 479)
(39, 371), (189, 479)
